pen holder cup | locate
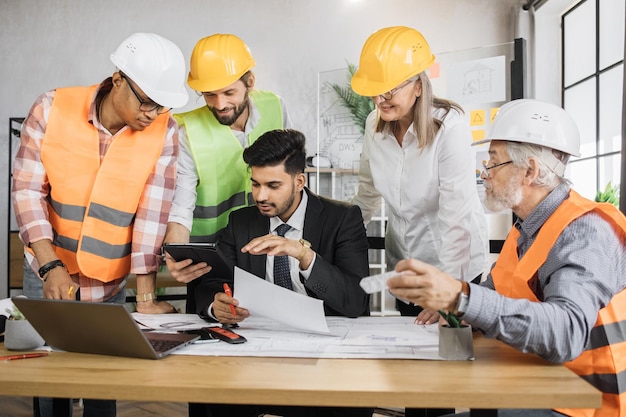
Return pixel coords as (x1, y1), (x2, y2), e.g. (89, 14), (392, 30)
(4, 319), (45, 351)
(439, 324), (474, 360)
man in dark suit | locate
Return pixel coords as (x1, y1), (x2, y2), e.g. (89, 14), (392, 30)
(184, 129), (372, 417)
(197, 128), (370, 322)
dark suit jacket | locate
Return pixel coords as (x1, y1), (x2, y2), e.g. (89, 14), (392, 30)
(194, 188), (370, 319)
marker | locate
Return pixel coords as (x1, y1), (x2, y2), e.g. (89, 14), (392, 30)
(223, 283), (237, 318)
(0, 352), (49, 361)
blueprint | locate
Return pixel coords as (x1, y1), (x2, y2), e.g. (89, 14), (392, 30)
(174, 316), (442, 360)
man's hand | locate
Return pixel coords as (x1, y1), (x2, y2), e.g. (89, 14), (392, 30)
(164, 252), (212, 284)
(387, 259), (462, 312)
(212, 292), (249, 325)
(414, 308), (442, 325)
(43, 268), (79, 300)
(241, 233), (300, 258)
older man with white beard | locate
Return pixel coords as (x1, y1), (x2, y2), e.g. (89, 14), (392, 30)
(386, 99), (626, 417)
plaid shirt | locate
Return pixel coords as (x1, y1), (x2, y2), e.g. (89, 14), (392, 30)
(12, 78), (178, 302)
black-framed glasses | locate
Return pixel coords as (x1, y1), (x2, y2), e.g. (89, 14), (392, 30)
(120, 73), (170, 114)
(372, 80), (413, 101)
(482, 160), (513, 178)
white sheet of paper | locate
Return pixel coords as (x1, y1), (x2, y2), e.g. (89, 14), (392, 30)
(175, 316), (442, 360)
(131, 313), (215, 331)
(234, 267), (330, 334)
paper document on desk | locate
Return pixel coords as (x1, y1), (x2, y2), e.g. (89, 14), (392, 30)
(175, 316), (441, 359)
(131, 313), (215, 331)
(234, 267), (330, 334)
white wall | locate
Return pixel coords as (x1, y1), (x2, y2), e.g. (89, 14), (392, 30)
(0, 0), (523, 297)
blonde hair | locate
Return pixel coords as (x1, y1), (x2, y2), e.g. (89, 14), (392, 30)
(375, 72), (463, 149)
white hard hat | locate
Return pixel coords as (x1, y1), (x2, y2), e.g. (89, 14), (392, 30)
(473, 99), (581, 157)
(110, 33), (189, 108)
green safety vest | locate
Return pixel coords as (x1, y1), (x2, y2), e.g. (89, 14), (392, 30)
(174, 90), (284, 242)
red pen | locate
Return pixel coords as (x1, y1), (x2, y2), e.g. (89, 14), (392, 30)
(0, 352), (49, 361)
(223, 283), (237, 318)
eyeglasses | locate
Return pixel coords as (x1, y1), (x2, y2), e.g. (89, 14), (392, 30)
(120, 73), (170, 114)
(372, 80), (413, 101)
(482, 160), (513, 178)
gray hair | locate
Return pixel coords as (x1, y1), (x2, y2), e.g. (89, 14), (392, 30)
(505, 141), (572, 188)
(374, 72), (463, 150)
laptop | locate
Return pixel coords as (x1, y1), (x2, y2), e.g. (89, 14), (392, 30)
(12, 297), (199, 360)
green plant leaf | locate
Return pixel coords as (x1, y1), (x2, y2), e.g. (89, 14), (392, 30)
(595, 181), (620, 207)
(438, 310), (461, 328)
(326, 62), (375, 136)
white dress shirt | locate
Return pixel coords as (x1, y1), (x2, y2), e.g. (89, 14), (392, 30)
(351, 108), (488, 281)
(268, 190), (315, 295)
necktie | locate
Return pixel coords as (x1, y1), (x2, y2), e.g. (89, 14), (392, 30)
(273, 223), (293, 290)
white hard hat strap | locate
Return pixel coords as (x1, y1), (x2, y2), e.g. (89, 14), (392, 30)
(540, 146), (565, 177)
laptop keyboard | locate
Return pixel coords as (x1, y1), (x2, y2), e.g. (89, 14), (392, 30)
(148, 338), (186, 354)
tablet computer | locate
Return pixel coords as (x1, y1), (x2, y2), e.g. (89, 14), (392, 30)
(163, 243), (232, 278)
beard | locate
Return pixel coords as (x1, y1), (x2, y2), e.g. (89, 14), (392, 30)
(484, 174), (523, 213)
(209, 92), (249, 126)
(256, 184), (297, 219)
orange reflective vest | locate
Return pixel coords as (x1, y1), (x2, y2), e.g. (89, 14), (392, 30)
(492, 190), (626, 416)
(36, 84), (167, 282)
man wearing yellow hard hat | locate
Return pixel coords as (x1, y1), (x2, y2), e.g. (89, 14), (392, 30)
(163, 34), (292, 313)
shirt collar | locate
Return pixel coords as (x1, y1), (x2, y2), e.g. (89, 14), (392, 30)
(515, 183), (571, 238)
(270, 189), (308, 232)
(382, 122), (417, 145)
(244, 96), (259, 136)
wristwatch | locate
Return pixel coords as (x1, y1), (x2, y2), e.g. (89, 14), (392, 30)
(297, 239), (312, 261)
(452, 280), (470, 316)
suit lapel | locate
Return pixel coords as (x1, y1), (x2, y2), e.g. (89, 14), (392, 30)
(250, 210), (270, 278)
(303, 188), (324, 251)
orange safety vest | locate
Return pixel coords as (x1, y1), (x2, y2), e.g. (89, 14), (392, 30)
(492, 190), (626, 417)
(35, 85), (167, 282)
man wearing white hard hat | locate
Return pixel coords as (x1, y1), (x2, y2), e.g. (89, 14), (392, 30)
(12, 32), (189, 416)
(386, 99), (626, 417)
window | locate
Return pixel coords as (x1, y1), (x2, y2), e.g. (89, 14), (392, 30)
(562, 0), (624, 199)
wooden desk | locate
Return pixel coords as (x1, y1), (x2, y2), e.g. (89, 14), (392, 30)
(0, 335), (600, 416)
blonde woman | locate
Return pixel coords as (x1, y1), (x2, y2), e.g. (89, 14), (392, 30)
(351, 26), (488, 325)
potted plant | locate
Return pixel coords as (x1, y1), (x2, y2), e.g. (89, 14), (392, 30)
(438, 310), (474, 360)
(326, 62), (375, 136)
(595, 181), (619, 207)
(4, 305), (45, 350)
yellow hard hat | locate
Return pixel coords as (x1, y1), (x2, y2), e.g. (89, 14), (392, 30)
(351, 26), (435, 97)
(188, 34), (256, 92)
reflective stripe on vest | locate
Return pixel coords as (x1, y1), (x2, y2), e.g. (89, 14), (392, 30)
(491, 190), (626, 416)
(174, 90), (283, 241)
(39, 85), (167, 282)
